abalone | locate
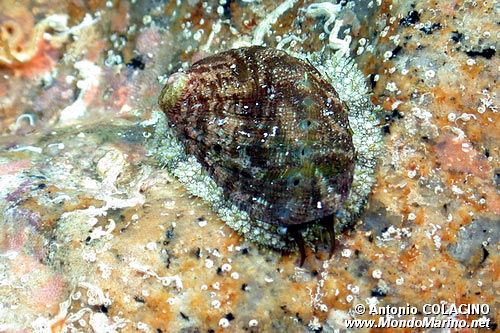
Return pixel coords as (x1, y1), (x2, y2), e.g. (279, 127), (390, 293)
(157, 46), (356, 260)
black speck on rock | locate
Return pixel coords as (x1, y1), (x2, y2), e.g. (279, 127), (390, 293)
(221, 0), (233, 19)
(481, 246), (489, 265)
(371, 287), (387, 297)
(165, 225), (175, 240)
(465, 48), (496, 59)
(385, 109), (404, 121)
(193, 247), (202, 259)
(127, 56), (145, 70)
(381, 109), (404, 134)
(225, 313), (235, 321)
(134, 296), (145, 303)
(391, 45), (403, 58)
(419, 23), (442, 34)
(368, 74), (377, 89)
(450, 31), (464, 43)
(400, 10), (420, 26)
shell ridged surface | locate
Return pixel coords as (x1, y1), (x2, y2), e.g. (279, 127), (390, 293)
(159, 46), (355, 226)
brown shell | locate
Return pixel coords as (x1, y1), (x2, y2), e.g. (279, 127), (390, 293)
(159, 46), (355, 226)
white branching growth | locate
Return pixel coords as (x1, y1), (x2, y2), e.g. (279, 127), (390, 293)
(305, 2), (352, 54)
(252, 0), (300, 46)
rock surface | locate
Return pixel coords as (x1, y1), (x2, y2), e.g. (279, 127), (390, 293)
(0, 0), (498, 332)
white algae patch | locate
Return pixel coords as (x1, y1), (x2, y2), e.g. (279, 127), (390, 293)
(149, 49), (383, 251)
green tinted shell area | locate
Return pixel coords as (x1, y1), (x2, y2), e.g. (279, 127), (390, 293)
(159, 46), (355, 226)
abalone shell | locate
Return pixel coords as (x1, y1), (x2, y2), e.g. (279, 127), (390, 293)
(159, 46), (355, 227)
